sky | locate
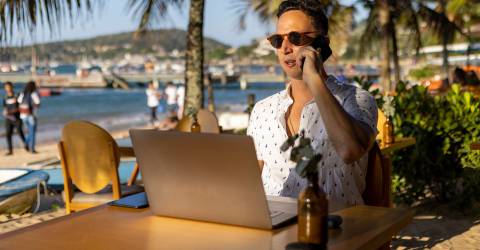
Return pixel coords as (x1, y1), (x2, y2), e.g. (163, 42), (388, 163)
(9, 0), (366, 48)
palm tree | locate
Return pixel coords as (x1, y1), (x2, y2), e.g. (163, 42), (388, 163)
(184, 0), (205, 111)
(445, 0), (480, 66)
(127, 0), (205, 111)
(359, 0), (422, 92)
(1, 0), (209, 111)
(419, 0), (467, 85)
(0, 0), (96, 42)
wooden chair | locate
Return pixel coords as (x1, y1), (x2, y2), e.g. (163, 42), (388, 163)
(175, 109), (221, 133)
(362, 142), (391, 207)
(58, 120), (143, 214)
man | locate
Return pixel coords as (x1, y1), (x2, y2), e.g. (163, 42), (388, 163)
(176, 84), (185, 119)
(2, 82), (28, 155)
(247, 0), (378, 205)
(164, 81), (178, 118)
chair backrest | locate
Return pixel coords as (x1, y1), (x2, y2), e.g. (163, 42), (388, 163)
(60, 120), (120, 195)
(175, 109), (221, 133)
(377, 108), (386, 141)
(362, 143), (391, 207)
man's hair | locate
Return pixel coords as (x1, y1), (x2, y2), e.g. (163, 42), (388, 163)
(277, 0), (329, 36)
(3, 81), (13, 87)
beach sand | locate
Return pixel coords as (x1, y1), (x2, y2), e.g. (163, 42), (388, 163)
(1, 127), (479, 249)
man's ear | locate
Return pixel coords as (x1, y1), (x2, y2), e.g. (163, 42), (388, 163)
(325, 36), (330, 46)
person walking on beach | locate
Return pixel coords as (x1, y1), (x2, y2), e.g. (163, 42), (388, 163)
(247, 0), (377, 205)
(18, 81), (41, 154)
(176, 84), (185, 119)
(164, 81), (178, 119)
(146, 81), (162, 126)
(2, 82), (28, 156)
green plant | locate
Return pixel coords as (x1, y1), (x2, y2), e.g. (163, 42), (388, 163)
(281, 131), (322, 178)
(352, 76), (384, 109)
(391, 82), (480, 207)
(408, 65), (437, 80)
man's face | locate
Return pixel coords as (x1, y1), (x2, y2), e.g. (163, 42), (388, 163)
(4, 84), (12, 94)
(276, 10), (317, 80)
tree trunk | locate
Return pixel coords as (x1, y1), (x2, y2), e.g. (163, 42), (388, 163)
(378, 0), (391, 93)
(440, 0), (449, 86)
(441, 31), (449, 85)
(185, 0), (205, 111)
(389, 18), (400, 88)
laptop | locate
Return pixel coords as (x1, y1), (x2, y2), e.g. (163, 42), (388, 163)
(129, 130), (297, 230)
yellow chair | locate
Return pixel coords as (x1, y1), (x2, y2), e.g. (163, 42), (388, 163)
(175, 109), (221, 133)
(58, 121), (143, 214)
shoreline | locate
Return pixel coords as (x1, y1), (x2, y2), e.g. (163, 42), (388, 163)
(0, 122), (150, 169)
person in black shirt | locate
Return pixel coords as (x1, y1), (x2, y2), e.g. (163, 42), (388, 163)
(2, 82), (28, 155)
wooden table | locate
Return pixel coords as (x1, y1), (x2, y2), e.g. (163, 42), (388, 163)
(0, 202), (412, 250)
(471, 142), (480, 150)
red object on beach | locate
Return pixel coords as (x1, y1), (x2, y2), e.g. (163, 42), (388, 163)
(38, 88), (62, 97)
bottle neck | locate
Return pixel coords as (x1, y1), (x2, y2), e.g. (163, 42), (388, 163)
(307, 173), (319, 187)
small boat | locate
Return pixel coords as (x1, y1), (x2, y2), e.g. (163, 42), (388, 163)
(0, 169), (49, 214)
(38, 88), (63, 97)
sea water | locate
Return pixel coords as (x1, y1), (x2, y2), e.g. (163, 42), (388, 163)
(0, 82), (285, 150)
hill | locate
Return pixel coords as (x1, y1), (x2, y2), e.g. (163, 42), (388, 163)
(0, 29), (230, 62)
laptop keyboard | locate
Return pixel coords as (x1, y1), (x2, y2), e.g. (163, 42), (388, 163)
(270, 210), (284, 218)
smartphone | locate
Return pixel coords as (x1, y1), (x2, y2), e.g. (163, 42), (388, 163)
(301, 36), (332, 70)
(311, 36), (332, 62)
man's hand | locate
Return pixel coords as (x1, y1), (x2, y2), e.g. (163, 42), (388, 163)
(297, 46), (325, 88)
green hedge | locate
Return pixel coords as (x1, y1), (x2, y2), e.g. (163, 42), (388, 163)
(392, 82), (480, 207)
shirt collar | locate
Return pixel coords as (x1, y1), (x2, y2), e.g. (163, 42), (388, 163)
(281, 75), (340, 106)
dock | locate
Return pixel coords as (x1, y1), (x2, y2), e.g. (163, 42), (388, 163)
(0, 72), (286, 89)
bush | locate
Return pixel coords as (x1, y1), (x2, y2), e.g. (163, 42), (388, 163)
(391, 82), (480, 207)
(408, 65), (438, 80)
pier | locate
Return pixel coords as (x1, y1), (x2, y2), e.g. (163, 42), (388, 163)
(0, 72), (286, 89)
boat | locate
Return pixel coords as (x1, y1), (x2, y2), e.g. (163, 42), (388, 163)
(38, 88), (63, 97)
(0, 169), (49, 214)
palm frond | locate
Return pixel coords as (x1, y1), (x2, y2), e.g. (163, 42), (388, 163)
(358, 3), (380, 58)
(126, 0), (184, 37)
(418, 3), (465, 43)
(230, 0), (281, 31)
(0, 0), (96, 42)
(397, 0), (422, 56)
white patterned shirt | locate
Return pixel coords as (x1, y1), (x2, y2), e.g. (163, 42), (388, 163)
(247, 75), (378, 205)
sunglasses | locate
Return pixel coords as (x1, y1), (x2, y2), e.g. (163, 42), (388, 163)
(267, 31), (319, 49)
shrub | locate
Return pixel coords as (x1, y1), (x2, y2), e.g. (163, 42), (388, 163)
(391, 82), (480, 207)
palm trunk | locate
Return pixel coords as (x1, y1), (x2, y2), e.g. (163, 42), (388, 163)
(439, 0), (449, 86)
(185, 0), (205, 111)
(441, 32), (449, 85)
(378, 0), (391, 92)
(389, 19), (400, 87)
